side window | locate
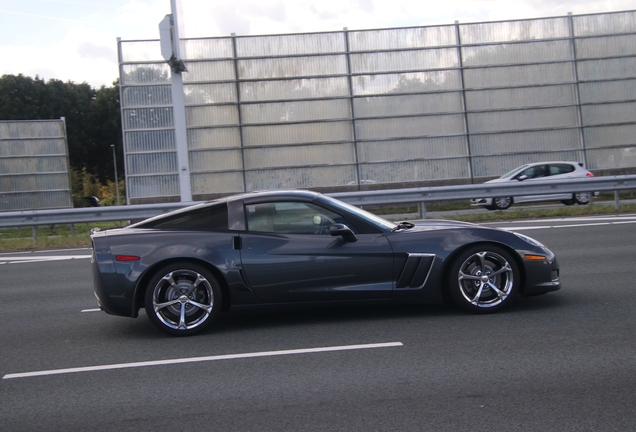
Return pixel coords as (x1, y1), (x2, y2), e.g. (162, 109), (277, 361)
(549, 164), (574, 176)
(145, 203), (228, 231)
(522, 165), (547, 179)
(246, 202), (347, 234)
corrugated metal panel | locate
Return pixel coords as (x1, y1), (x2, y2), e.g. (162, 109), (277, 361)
(122, 108), (173, 130)
(121, 85), (172, 108)
(120, 64), (170, 85)
(0, 156), (67, 174)
(184, 83), (237, 104)
(460, 18), (569, 44)
(240, 77), (349, 102)
(189, 149), (243, 172)
(467, 107), (580, 133)
(352, 70), (462, 95)
(465, 85), (577, 110)
(0, 138), (66, 156)
(182, 61), (235, 82)
(471, 151), (585, 177)
(0, 173), (69, 192)
(242, 121), (353, 146)
(577, 57), (636, 81)
(354, 93), (462, 117)
(0, 191), (72, 211)
(348, 26), (456, 51)
(119, 40), (163, 62)
(187, 127), (241, 150)
(238, 55), (347, 79)
(126, 152), (177, 175)
(581, 102), (636, 126)
(128, 175), (180, 198)
(242, 99), (351, 124)
(573, 11), (636, 36)
(245, 166), (356, 190)
(186, 105), (239, 127)
(236, 33), (345, 56)
(469, 130), (582, 156)
(125, 130), (175, 152)
(462, 40), (572, 67)
(576, 34), (636, 59)
(357, 136), (469, 162)
(356, 115), (465, 140)
(0, 120), (71, 210)
(191, 171), (244, 195)
(463, 63), (575, 88)
(181, 38), (233, 59)
(586, 147), (636, 169)
(0, 121), (63, 138)
(244, 143), (355, 169)
(117, 11), (636, 201)
(579, 79), (636, 103)
(584, 124), (636, 148)
(359, 158), (471, 183)
(350, 48), (458, 74)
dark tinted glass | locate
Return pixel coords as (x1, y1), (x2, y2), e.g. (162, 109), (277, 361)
(145, 203), (228, 231)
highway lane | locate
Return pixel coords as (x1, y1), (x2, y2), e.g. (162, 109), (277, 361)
(1, 217), (635, 431)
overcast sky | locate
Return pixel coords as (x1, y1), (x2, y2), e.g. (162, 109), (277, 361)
(1, 0), (635, 88)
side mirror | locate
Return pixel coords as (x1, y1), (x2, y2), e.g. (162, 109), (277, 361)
(517, 174), (528, 181)
(329, 223), (358, 242)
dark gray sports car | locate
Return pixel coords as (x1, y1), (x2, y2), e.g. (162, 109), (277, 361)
(91, 190), (560, 336)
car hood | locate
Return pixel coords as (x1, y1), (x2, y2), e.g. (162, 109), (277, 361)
(407, 219), (477, 231)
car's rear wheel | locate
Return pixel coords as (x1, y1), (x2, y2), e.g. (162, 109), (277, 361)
(561, 199), (575, 206)
(487, 197), (512, 210)
(144, 262), (221, 336)
(574, 192), (591, 205)
(448, 245), (519, 313)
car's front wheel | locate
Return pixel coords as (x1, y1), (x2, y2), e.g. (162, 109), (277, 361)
(144, 262), (221, 336)
(486, 197), (512, 210)
(448, 245), (519, 313)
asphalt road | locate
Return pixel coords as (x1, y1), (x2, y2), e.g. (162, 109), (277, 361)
(1, 215), (636, 431)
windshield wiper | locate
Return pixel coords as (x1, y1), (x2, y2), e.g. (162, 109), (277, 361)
(391, 221), (415, 232)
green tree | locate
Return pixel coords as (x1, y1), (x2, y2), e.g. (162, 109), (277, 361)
(0, 73), (123, 191)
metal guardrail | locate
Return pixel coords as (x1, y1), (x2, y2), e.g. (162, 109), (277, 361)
(1, 175), (635, 231)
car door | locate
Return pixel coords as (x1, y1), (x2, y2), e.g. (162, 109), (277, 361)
(515, 164), (567, 202)
(238, 200), (395, 303)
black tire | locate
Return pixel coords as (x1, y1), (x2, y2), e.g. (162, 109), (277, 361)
(491, 197), (512, 210)
(574, 192), (591, 205)
(448, 245), (520, 313)
(561, 199), (575, 206)
(144, 262), (221, 336)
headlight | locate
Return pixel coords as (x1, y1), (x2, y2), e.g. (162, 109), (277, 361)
(514, 232), (545, 248)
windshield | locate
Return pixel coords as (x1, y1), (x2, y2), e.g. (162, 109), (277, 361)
(500, 164), (529, 179)
(320, 196), (396, 231)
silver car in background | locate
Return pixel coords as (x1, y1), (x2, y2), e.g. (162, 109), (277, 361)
(471, 161), (595, 210)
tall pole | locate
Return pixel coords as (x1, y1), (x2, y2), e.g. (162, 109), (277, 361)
(111, 144), (121, 206)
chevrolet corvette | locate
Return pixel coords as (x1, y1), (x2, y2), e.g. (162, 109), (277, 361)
(91, 190), (560, 336)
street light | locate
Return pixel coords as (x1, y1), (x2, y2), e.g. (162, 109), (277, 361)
(111, 144), (121, 206)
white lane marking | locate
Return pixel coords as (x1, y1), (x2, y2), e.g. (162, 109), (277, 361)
(498, 220), (636, 231)
(0, 255), (91, 265)
(81, 308), (101, 313)
(3, 342), (403, 380)
(0, 248), (91, 256)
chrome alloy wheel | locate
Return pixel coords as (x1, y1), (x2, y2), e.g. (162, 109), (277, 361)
(457, 251), (514, 308)
(151, 269), (215, 331)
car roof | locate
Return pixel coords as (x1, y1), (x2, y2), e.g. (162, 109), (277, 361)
(522, 161), (583, 167)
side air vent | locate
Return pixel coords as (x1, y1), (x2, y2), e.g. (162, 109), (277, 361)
(396, 253), (435, 289)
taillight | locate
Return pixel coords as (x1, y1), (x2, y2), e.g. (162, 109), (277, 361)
(586, 172), (594, 177)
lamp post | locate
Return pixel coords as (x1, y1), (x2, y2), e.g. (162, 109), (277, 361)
(111, 144), (121, 206)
